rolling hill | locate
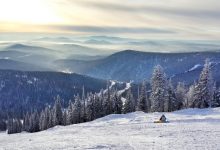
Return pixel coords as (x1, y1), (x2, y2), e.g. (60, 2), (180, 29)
(0, 70), (131, 121)
(55, 50), (220, 84)
(0, 59), (49, 71)
(0, 70), (107, 119)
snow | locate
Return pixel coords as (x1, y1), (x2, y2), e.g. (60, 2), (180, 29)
(0, 81), (5, 91)
(22, 75), (27, 78)
(33, 77), (38, 82)
(27, 80), (33, 84)
(121, 97), (126, 105)
(109, 80), (116, 89)
(178, 58), (183, 62)
(188, 64), (201, 72)
(61, 69), (72, 74)
(1, 108), (220, 150)
(99, 80), (117, 96)
(118, 82), (132, 105)
(118, 81), (132, 95)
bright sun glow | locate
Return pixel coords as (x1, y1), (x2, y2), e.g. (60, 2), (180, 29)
(0, 0), (62, 24)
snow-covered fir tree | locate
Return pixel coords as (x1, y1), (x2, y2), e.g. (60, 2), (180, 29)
(103, 84), (113, 115)
(137, 81), (149, 112)
(214, 88), (220, 107)
(7, 118), (22, 134)
(186, 83), (196, 108)
(62, 110), (68, 126)
(53, 95), (63, 126)
(112, 91), (123, 114)
(150, 65), (168, 112)
(211, 83), (219, 107)
(7, 119), (14, 134)
(47, 107), (54, 129)
(39, 106), (51, 131)
(0, 119), (6, 131)
(29, 111), (40, 133)
(23, 113), (30, 132)
(72, 94), (82, 124)
(86, 93), (95, 121)
(39, 110), (47, 131)
(98, 89), (105, 117)
(81, 86), (87, 122)
(175, 82), (187, 109)
(67, 100), (74, 125)
(164, 80), (177, 112)
(123, 88), (135, 113)
(93, 93), (103, 119)
(193, 59), (213, 108)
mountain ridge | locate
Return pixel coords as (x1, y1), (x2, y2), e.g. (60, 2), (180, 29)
(54, 50), (220, 84)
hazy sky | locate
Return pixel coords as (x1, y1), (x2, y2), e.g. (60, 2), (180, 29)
(0, 0), (220, 40)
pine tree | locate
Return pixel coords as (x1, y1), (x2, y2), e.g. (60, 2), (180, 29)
(47, 107), (54, 128)
(137, 81), (149, 112)
(62, 110), (68, 126)
(53, 95), (63, 126)
(86, 93), (95, 121)
(39, 110), (46, 131)
(93, 94), (102, 119)
(7, 119), (14, 134)
(0, 119), (6, 131)
(164, 80), (177, 112)
(82, 86), (87, 122)
(29, 112), (40, 133)
(72, 95), (82, 124)
(187, 83), (196, 108)
(211, 83), (219, 107)
(175, 82), (186, 109)
(99, 90), (105, 117)
(214, 88), (220, 107)
(123, 88), (135, 113)
(15, 119), (22, 133)
(113, 92), (122, 114)
(150, 65), (168, 112)
(103, 85), (113, 115)
(67, 100), (74, 125)
(135, 85), (140, 108)
(23, 113), (30, 132)
(7, 118), (22, 134)
(193, 59), (213, 108)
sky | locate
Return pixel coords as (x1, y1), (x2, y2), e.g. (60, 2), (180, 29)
(0, 0), (220, 41)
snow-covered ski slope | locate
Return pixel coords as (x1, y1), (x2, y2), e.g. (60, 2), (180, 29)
(1, 108), (220, 150)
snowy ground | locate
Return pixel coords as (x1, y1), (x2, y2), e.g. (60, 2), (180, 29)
(1, 108), (220, 150)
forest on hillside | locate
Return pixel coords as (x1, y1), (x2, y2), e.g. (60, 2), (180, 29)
(2, 59), (220, 134)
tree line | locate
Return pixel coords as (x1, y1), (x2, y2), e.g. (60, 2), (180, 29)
(6, 59), (220, 134)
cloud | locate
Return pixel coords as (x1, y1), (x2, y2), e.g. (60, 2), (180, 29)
(50, 25), (176, 34)
(73, 0), (220, 20)
(1, 0), (220, 41)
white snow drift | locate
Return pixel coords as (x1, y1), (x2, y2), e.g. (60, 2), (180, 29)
(0, 108), (220, 150)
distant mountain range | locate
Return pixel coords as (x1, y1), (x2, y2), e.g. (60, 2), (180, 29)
(0, 59), (50, 71)
(1, 43), (220, 85)
(0, 50), (27, 59)
(0, 43), (113, 71)
(55, 50), (220, 85)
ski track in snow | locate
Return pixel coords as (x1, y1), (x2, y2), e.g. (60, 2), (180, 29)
(188, 64), (201, 72)
(121, 97), (126, 105)
(101, 80), (116, 96)
(1, 108), (220, 150)
(109, 80), (116, 89)
(118, 82), (132, 96)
